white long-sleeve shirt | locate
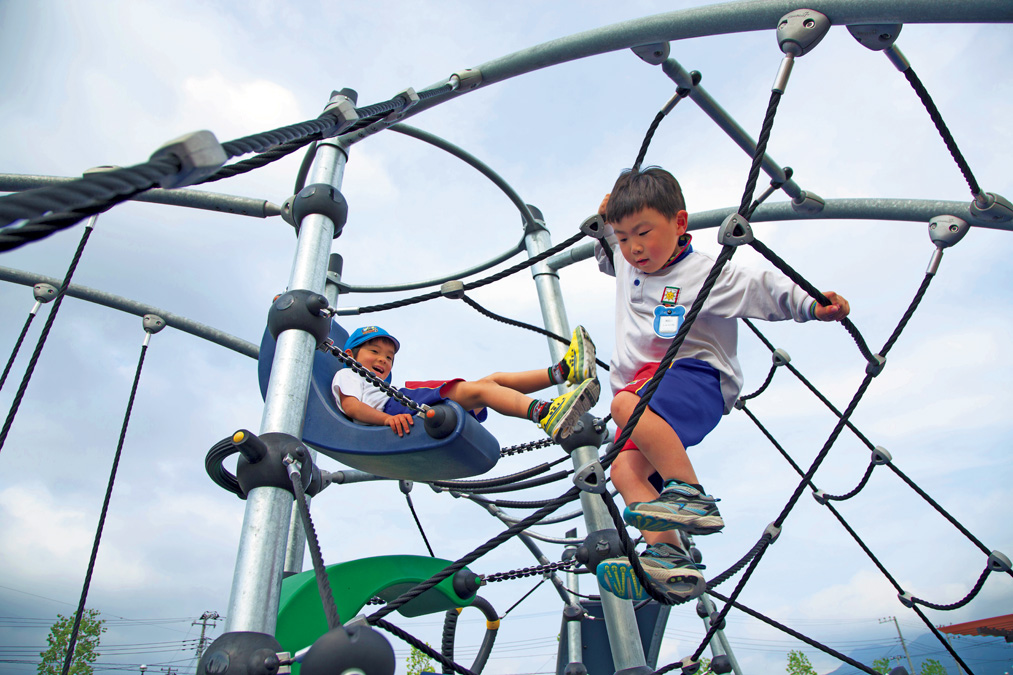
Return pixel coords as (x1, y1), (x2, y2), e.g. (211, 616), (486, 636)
(597, 235), (814, 412)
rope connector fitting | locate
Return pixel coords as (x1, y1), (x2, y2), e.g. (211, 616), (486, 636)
(773, 348), (791, 366)
(33, 283), (58, 304)
(150, 130), (227, 189)
(718, 213), (753, 247)
(813, 490), (829, 505)
(572, 459), (607, 494)
(440, 280), (465, 299)
(988, 550), (1011, 574)
(393, 87), (420, 119)
(866, 354), (887, 377)
(281, 183), (349, 238)
(679, 657), (702, 675)
(321, 91), (360, 138)
(928, 215), (969, 249)
(631, 42), (670, 65)
(580, 213), (606, 239)
(898, 591), (915, 608)
(142, 314), (165, 334)
(764, 522), (782, 543)
(777, 9), (831, 57)
(969, 192), (1013, 223)
(847, 23), (903, 51)
(872, 446), (892, 465)
(450, 68), (482, 91)
(791, 190), (825, 215)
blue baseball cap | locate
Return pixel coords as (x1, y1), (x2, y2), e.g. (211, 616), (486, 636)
(344, 326), (401, 353)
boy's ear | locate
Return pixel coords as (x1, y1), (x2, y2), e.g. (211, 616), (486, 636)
(675, 210), (689, 232)
(344, 348), (355, 357)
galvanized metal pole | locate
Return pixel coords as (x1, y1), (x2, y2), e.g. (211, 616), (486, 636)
(224, 131), (347, 635)
(697, 594), (743, 675)
(523, 207), (571, 376)
(564, 533), (585, 671)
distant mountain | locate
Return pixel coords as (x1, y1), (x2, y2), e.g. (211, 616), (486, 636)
(824, 631), (1012, 675)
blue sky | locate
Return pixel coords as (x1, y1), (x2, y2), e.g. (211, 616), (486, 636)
(1, 1), (1011, 673)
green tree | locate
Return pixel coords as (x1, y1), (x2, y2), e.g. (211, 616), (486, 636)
(38, 609), (106, 675)
(872, 657), (893, 674)
(406, 643), (434, 675)
(919, 659), (948, 675)
(786, 650), (818, 675)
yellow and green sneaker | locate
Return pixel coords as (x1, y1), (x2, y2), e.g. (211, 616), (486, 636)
(538, 378), (600, 440)
(563, 325), (596, 385)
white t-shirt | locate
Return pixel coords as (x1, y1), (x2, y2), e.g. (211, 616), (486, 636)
(332, 368), (391, 418)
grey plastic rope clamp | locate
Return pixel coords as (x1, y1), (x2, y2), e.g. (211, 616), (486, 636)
(679, 657), (701, 675)
(718, 213), (753, 246)
(970, 192), (1013, 223)
(150, 130), (227, 189)
(872, 446), (892, 465)
(321, 92), (359, 138)
(631, 42), (670, 65)
(898, 592), (915, 608)
(772, 348), (791, 366)
(764, 522), (782, 543)
(847, 24), (903, 51)
(440, 280), (465, 299)
(580, 213), (606, 239)
(866, 354), (887, 377)
(928, 215), (969, 249)
(142, 314), (165, 334)
(988, 550), (1011, 573)
(776, 9), (831, 57)
(282, 184), (349, 238)
(572, 459), (607, 494)
(450, 68), (482, 91)
(791, 190), (825, 215)
(812, 490), (829, 505)
(33, 283), (58, 303)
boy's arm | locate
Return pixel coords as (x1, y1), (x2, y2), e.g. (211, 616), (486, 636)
(337, 391), (415, 437)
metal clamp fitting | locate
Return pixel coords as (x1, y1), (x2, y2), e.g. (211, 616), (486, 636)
(450, 68), (482, 91)
(718, 213), (753, 246)
(559, 413), (606, 453)
(773, 348), (791, 366)
(267, 289), (331, 344)
(440, 280), (465, 299)
(150, 130), (227, 189)
(866, 354), (887, 377)
(679, 657), (701, 675)
(988, 550), (1011, 574)
(395, 87), (420, 118)
(928, 215), (969, 249)
(847, 24), (903, 51)
(575, 529), (626, 570)
(33, 283), (58, 303)
(321, 91), (360, 138)
(764, 522), (782, 543)
(233, 430), (315, 497)
(197, 631), (283, 675)
(580, 213), (606, 239)
(281, 183), (349, 238)
(812, 490), (828, 505)
(791, 190), (826, 215)
(142, 314), (165, 334)
(898, 592), (915, 608)
(777, 9), (831, 57)
(631, 42), (670, 65)
(970, 192), (1013, 223)
(572, 460), (607, 494)
(872, 446), (892, 465)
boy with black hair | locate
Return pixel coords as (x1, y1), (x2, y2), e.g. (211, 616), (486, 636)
(594, 167), (850, 600)
(333, 325), (600, 441)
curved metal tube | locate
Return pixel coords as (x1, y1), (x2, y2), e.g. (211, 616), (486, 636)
(0, 266), (259, 359)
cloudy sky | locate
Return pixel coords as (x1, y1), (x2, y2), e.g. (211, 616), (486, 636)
(1, 1), (1011, 674)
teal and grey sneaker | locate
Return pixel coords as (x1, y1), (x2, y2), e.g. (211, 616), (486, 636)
(623, 481), (724, 535)
(597, 543), (707, 602)
(563, 325), (596, 385)
(538, 378), (600, 441)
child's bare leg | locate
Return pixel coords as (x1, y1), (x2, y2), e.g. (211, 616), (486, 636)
(610, 391), (697, 484)
(611, 449), (682, 549)
(443, 379), (533, 418)
(479, 369), (552, 395)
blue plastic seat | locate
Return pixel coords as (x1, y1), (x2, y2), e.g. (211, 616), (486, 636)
(257, 322), (500, 481)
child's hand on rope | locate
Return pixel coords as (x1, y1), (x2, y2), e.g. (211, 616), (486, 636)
(386, 413), (414, 436)
(815, 291), (850, 321)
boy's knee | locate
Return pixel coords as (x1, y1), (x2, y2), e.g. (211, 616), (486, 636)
(478, 372), (504, 385)
(611, 393), (634, 426)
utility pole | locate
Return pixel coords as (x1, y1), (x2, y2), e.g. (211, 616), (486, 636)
(936, 626), (967, 675)
(880, 616), (915, 675)
(192, 611), (221, 660)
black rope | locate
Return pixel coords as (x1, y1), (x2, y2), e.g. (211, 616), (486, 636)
(61, 339), (148, 675)
(353, 232), (587, 314)
(909, 565), (992, 611)
(289, 459), (341, 631)
(902, 67), (981, 197)
(373, 618), (476, 675)
(909, 603), (977, 675)
(200, 135), (320, 185)
(879, 273), (933, 358)
(0, 309), (37, 392)
(499, 437), (554, 457)
(0, 225), (94, 454)
(431, 459), (566, 491)
(405, 492), (436, 557)
(737, 363), (776, 402)
(499, 578), (546, 618)
(459, 294), (610, 371)
(822, 461), (876, 502)
(483, 559), (576, 584)
(744, 167), (793, 220)
(632, 112), (666, 172)
(447, 468), (573, 496)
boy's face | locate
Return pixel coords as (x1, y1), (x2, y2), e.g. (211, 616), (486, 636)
(346, 338), (396, 379)
(611, 207), (688, 274)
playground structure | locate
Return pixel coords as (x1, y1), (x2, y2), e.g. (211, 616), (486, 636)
(1, 2), (1012, 674)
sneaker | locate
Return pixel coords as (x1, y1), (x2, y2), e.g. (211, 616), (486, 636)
(596, 543), (707, 602)
(563, 326), (596, 385)
(538, 378), (600, 440)
(623, 481), (724, 535)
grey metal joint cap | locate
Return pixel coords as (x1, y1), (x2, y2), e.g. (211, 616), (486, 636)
(234, 430), (314, 497)
(579, 213), (606, 239)
(812, 489), (829, 505)
(197, 632), (282, 675)
(928, 215), (969, 248)
(866, 354), (887, 377)
(282, 183), (349, 238)
(764, 521), (782, 543)
(772, 348), (791, 366)
(897, 591), (915, 608)
(631, 41), (670, 65)
(776, 9), (831, 57)
(988, 550), (1011, 573)
(718, 213), (753, 247)
(321, 95), (360, 138)
(969, 192), (1013, 223)
(872, 446), (892, 465)
(150, 130), (227, 189)
(847, 23), (903, 51)
(558, 413), (606, 453)
(33, 282), (58, 303)
(450, 68), (482, 91)
(572, 459), (606, 494)
(791, 190), (825, 215)
(267, 289), (332, 344)
(142, 314), (166, 334)
(440, 280), (465, 299)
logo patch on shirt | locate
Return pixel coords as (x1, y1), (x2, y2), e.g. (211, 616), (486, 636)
(661, 286), (681, 306)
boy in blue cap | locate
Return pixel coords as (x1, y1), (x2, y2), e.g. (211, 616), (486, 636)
(333, 325), (600, 441)
(593, 167), (850, 601)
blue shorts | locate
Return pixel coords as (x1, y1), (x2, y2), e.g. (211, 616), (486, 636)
(615, 358), (723, 451)
(383, 379), (488, 422)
